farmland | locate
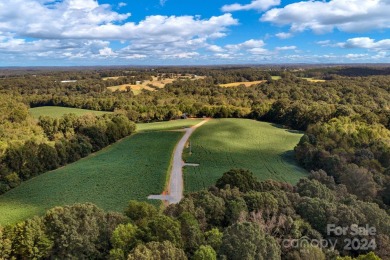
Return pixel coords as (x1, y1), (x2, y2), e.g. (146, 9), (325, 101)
(30, 106), (112, 119)
(107, 75), (205, 94)
(183, 119), (307, 192)
(137, 118), (204, 132)
(301, 77), (326, 82)
(219, 80), (265, 87)
(0, 119), (207, 225)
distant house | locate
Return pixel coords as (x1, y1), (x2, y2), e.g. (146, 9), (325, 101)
(135, 81), (142, 85)
(60, 80), (77, 83)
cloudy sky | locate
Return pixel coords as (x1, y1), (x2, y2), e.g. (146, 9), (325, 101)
(0, 0), (389, 66)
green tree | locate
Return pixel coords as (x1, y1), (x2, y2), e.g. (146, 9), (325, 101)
(44, 203), (123, 259)
(216, 169), (259, 192)
(340, 164), (377, 201)
(243, 192), (279, 214)
(193, 245), (217, 260)
(38, 143), (59, 171)
(336, 251), (381, 260)
(204, 228), (223, 252)
(8, 217), (53, 259)
(296, 179), (335, 201)
(109, 223), (140, 260)
(0, 226), (12, 260)
(178, 212), (204, 255)
(220, 222), (281, 260)
(125, 200), (158, 225)
(127, 241), (187, 260)
(225, 198), (248, 225)
(298, 245), (326, 260)
(143, 215), (183, 248)
(191, 191), (225, 227)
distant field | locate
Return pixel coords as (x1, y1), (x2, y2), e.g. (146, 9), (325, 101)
(30, 106), (112, 119)
(0, 130), (183, 225)
(219, 80), (265, 87)
(137, 119), (204, 132)
(107, 75), (205, 94)
(271, 76), (281, 80)
(183, 119), (307, 192)
(301, 77), (326, 82)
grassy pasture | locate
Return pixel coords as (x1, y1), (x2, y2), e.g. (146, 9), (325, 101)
(107, 76), (205, 94)
(0, 119), (204, 225)
(30, 106), (112, 119)
(183, 119), (307, 192)
(219, 80), (265, 88)
(137, 119), (204, 132)
(0, 130), (183, 225)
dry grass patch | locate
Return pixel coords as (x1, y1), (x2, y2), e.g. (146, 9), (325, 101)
(107, 75), (205, 94)
(301, 78), (326, 82)
(220, 80), (265, 88)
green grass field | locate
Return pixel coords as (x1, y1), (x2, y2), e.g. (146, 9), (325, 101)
(0, 131), (182, 225)
(183, 119), (307, 192)
(30, 106), (112, 119)
(0, 118), (307, 225)
(137, 119), (204, 132)
(0, 119), (204, 225)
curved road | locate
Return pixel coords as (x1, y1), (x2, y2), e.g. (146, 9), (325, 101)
(148, 119), (209, 204)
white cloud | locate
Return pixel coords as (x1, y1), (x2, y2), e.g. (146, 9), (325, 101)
(275, 46), (296, 51)
(124, 54), (147, 59)
(275, 32), (292, 39)
(161, 52), (199, 59)
(0, 0), (239, 63)
(207, 45), (225, 52)
(225, 39), (270, 56)
(0, 1), (237, 41)
(316, 40), (331, 46)
(214, 53), (233, 59)
(99, 47), (116, 57)
(338, 37), (390, 50)
(248, 47), (269, 55)
(261, 0), (390, 33)
(226, 39), (265, 50)
(222, 0), (280, 12)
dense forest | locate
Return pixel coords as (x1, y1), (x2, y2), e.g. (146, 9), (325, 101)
(0, 66), (389, 259)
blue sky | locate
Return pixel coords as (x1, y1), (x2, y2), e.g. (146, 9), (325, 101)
(0, 0), (389, 66)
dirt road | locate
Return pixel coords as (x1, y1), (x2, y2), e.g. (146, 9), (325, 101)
(148, 119), (209, 204)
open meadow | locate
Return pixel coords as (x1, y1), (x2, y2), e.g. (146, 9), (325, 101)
(0, 120), (209, 225)
(30, 106), (112, 119)
(106, 75), (205, 94)
(0, 117), (307, 225)
(137, 118), (204, 132)
(183, 119), (307, 192)
(219, 80), (265, 87)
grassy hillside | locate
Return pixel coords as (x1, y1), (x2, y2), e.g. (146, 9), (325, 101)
(30, 106), (112, 119)
(0, 131), (182, 225)
(137, 118), (204, 132)
(0, 119), (205, 225)
(183, 119), (307, 192)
